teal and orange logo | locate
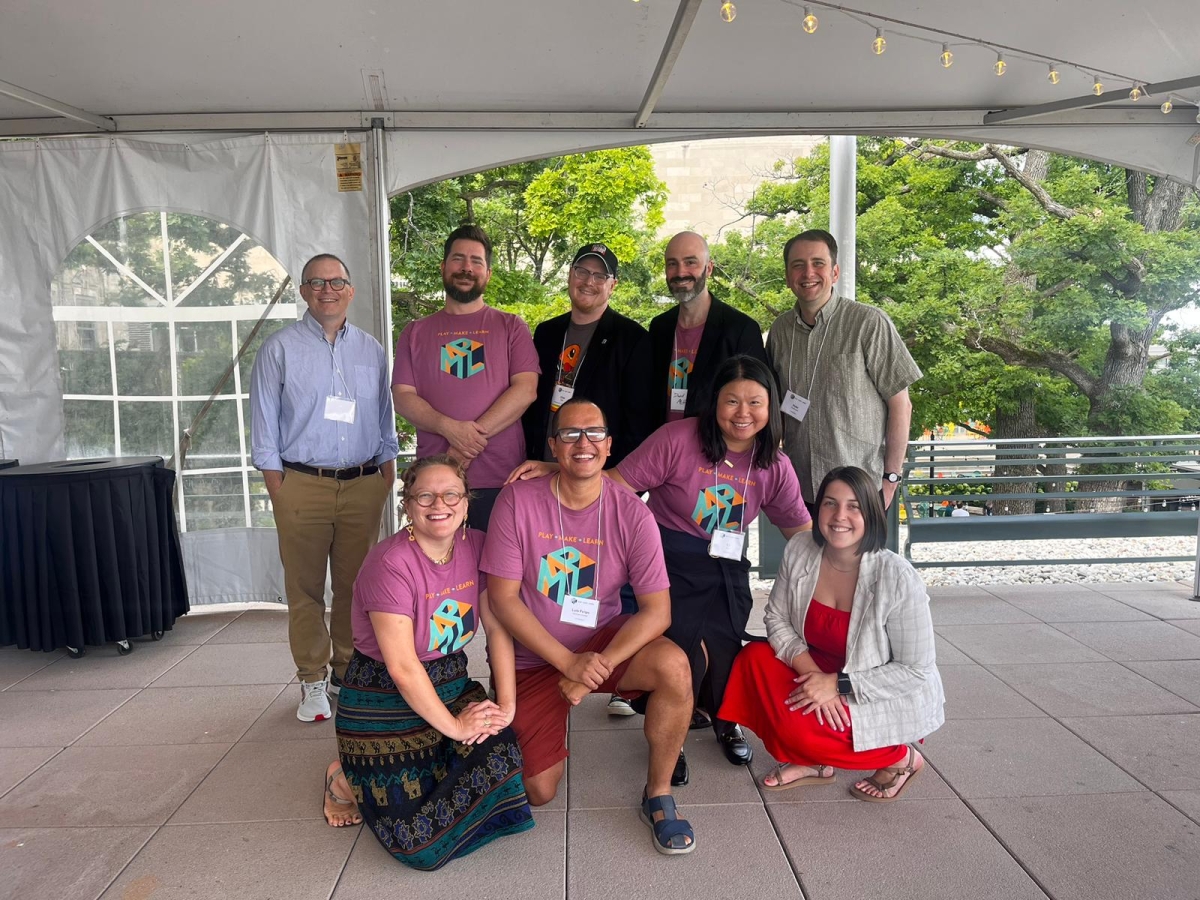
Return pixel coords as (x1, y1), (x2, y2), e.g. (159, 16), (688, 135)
(693, 484), (745, 534)
(669, 356), (692, 390)
(428, 597), (476, 654)
(537, 546), (596, 606)
(441, 338), (485, 379)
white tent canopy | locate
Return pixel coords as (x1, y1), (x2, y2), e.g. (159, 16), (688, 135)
(1, 1), (1196, 601)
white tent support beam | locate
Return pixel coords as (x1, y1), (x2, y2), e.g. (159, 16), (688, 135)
(369, 117), (398, 535)
(829, 135), (857, 300)
(984, 74), (1200, 125)
(634, 0), (703, 129)
(0, 78), (116, 132)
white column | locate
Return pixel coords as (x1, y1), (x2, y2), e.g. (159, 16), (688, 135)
(370, 119), (398, 536)
(828, 135), (857, 299)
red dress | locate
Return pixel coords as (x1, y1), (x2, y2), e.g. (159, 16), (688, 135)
(719, 600), (907, 770)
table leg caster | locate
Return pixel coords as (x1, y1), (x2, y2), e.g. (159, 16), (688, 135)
(117, 640), (132, 656)
(151, 630), (164, 641)
(67, 646), (85, 659)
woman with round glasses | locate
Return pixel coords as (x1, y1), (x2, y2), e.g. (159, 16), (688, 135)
(511, 354), (811, 778)
(325, 454), (533, 869)
(719, 466), (943, 801)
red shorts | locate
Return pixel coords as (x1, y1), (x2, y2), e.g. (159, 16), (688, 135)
(512, 616), (642, 778)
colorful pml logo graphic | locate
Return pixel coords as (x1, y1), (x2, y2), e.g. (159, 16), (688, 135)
(669, 356), (692, 390)
(428, 597), (477, 655)
(693, 483), (745, 534)
(440, 338), (485, 379)
(537, 546), (597, 606)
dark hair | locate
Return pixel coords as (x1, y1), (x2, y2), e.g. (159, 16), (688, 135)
(783, 229), (838, 267)
(697, 354), (781, 470)
(549, 396), (607, 435)
(300, 253), (351, 283)
(443, 224), (493, 268)
(400, 453), (472, 505)
(811, 466), (887, 554)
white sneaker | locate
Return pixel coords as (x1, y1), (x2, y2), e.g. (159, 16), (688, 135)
(297, 679), (332, 722)
(607, 694), (635, 716)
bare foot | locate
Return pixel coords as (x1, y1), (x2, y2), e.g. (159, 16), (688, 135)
(761, 763), (834, 788)
(851, 747), (924, 802)
(324, 761), (362, 827)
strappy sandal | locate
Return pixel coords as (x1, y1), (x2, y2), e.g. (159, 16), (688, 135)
(760, 763), (836, 792)
(849, 746), (923, 803)
(323, 765), (363, 827)
(640, 790), (696, 855)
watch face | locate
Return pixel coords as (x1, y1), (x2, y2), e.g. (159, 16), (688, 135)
(885, 473), (900, 483)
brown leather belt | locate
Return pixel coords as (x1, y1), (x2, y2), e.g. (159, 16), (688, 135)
(282, 460), (379, 481)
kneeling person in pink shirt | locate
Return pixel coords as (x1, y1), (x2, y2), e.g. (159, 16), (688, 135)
(481, 398), (697, 855)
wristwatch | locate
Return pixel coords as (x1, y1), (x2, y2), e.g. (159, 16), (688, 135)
(883, 472), (901, 484)
(836, 671), (853, 696)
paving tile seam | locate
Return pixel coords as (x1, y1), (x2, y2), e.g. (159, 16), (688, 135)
(0, 746), (68, 803)
(328, 823), (371, 899)
(86, 822), (160, 900)
(165, 814), (333, 825)
(1159, 793), (1200, 827)
(759, 801), (817, 899)
(1043, 714), (1183, 799)
(1111, 659), (1200, 707)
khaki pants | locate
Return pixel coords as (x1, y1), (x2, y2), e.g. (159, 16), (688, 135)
(272, 468), (390, 682)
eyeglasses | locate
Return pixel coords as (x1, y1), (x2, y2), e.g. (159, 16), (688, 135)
(570, 265), (612, 286)
(554, 426), (610, 443)
(301, 278), (351, 291)
(410, 490), (466, 508)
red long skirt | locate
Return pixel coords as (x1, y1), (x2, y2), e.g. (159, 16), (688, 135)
(719, 602), (907, 770)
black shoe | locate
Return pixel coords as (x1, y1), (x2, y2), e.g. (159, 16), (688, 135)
(671, 751), (690, 787)
(689, 708), (712, 731)
(717, 725), (753, 766)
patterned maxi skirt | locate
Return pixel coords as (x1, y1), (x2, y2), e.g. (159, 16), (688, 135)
(335, 649), (534, 870)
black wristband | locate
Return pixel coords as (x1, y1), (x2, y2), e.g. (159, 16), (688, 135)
(836, 671), (853, 696)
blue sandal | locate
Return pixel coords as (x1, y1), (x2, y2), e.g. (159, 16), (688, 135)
(640, 790), (696, 855)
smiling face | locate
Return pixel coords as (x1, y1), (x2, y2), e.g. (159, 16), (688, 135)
(817, 479), (866, 553)
(299, 257), (354, 331)
(549, 401), (611, 482)
(441, 238), (492, 304)
(715, 378), (769, 452)
(664, 232), (713, 304)
(567, 255), (615, 322)
(404, 464), (468, 542)
(785, 238), (840, 314)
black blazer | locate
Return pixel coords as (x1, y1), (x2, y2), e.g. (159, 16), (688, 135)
(648, 294), (769, 424)
(523, 306), (655, 466)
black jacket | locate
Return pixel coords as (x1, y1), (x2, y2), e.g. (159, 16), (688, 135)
(648, 293), (769, 424)
(523, 306), (655, 466)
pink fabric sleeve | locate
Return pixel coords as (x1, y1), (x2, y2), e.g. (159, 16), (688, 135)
(761, 455), (812, 529)
(355, 553), (416, 619)
(615, 423), (674, 493)
(507, 314), (541, 376)
(391, 321), (416, 386)
(479, 484), (524, 580)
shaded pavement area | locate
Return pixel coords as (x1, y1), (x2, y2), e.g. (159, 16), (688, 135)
(2, 580), (1199, 899)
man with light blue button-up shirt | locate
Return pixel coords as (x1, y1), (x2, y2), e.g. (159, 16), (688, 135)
(251, 253), (399, 723)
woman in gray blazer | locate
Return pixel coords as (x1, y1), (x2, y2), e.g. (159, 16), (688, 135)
(720, 465), (944, 801)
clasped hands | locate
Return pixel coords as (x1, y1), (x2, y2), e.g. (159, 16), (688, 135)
(786, 671), (848, 731)
(444, 419), (489, 464)
(557, 650), (613, 706)
(454, 699), (513, 745)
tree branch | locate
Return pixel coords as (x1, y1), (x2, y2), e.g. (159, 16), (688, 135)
(987, 147), (1078, 219)
(972, 334), (1099, 398)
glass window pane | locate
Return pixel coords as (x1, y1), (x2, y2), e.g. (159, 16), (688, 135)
(182, 472), (247, 531)
(180, 399), (242, 470)
(177, 321), (234, 397)
(83, 214), (168, 304)
(179, 236), (287, 308)
(57, 321), (112, 395)
(118, 400), (174, 460)
(114, 322), (172, 395)
(248, 472), (274, 527)
(63, 400), (115, 458)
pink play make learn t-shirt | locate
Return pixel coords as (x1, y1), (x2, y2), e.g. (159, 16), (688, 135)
(393, 305), (540, 489)
(352, 528), (487, 663)
(479, 477), (671, 670)
(618, 418), (810, 540)
(666, 323), (704, 422)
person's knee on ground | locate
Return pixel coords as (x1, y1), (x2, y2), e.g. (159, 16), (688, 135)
(523, 761), (565, 807)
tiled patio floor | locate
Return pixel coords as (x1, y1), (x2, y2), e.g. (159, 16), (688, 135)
(3, 580), (1199, 899)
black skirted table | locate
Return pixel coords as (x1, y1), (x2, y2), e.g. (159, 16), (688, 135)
(0, 456), (189, 654)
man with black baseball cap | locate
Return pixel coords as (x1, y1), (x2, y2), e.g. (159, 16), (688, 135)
(522, 243), (654, 468)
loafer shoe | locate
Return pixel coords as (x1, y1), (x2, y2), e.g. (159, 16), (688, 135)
(671, 751), (690, 787)
(717, 725), (753, 766)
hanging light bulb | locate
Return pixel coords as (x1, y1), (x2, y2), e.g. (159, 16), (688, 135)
(719, 0), (736, 22)
(994, 53), (1006, 77)
(1093, 77), (1104, 96)
(1129, 84), (1143, 101)
(939, 44), (953, 68)
(802, 6), (818, 33)
(1047, 64), (1060, 85)
(1160, 98), (1173, 114)
(872, 28), (886, 55)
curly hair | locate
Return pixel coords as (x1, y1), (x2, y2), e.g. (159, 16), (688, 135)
(399, 454), (472, 505)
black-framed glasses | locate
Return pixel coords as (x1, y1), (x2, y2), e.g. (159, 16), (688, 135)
(570, 265), (612, 286)
(411, 490), (465, 508)
(554, 426), (610, 443)
(301, 277), (351, 291)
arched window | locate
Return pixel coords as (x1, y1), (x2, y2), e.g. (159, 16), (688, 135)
(53, 212), (292, 532)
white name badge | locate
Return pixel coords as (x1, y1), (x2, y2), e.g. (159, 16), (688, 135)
(708, 528), (746, 560)
(670, 388), (688, 412)
(560, 594), (600, 629)
(781, 390), (811, 422)
(550, 383), (575, 411)
(324, 395), (357, 424)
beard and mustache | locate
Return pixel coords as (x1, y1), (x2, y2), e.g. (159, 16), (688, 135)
(443, 269), (486, 304)
(668, 269), (707, 305)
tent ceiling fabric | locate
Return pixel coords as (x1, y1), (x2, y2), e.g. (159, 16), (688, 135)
(2, 1), (1198, 183)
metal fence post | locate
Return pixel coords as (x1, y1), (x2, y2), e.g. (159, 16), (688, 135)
(1193, 509), (1199, 601)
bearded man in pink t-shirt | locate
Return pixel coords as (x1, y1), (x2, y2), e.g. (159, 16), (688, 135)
(482, 398), (698, 856)
(392, 224), (540, 530)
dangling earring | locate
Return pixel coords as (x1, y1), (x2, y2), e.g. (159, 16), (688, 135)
(461, 514), (468, 541)
(406, 522), (415, 542)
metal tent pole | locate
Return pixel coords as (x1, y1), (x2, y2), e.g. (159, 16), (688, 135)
(370, 117), (398, 536)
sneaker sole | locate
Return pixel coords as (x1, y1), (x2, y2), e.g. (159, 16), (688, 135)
(297, 711), (330, 722)
(607, 706), (637, 717)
